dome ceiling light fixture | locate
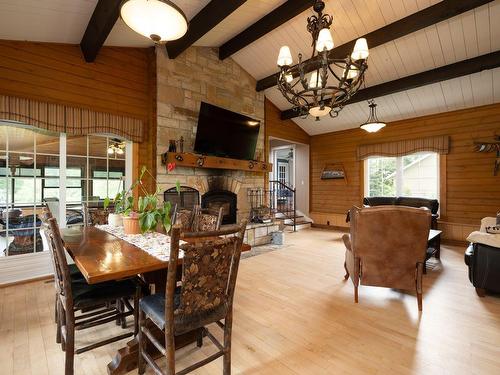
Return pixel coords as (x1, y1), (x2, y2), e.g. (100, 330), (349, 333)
(276, 0), (369, 121)
(120, 0), (188, 43)
(360, 99), (386, 133)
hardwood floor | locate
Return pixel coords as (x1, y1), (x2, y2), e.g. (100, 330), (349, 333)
(1, 228), (499, 374)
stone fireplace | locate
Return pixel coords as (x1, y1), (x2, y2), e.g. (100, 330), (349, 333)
(155, 46), (265, 223)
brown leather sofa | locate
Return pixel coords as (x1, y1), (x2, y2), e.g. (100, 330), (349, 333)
(343, 206), (432, 311)
(363, 196), (439, 229)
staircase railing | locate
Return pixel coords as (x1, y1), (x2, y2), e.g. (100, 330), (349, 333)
(269, 180), (297, 232)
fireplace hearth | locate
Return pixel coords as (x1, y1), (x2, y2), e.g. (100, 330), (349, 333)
(201, 190), (237, 225)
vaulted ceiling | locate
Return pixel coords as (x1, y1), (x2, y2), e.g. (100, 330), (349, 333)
(0, 0), (498, 136)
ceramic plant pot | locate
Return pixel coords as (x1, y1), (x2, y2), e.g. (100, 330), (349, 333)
(123, 215), (140, 235)
(108, 213), (123, 227)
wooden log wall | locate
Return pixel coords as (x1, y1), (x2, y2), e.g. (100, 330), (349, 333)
(0, 40), (156, 184)
(310, 103), (500, 241)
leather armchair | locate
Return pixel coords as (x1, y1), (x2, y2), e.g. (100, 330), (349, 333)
(343, 205), (432, 311)
(465, 243), (500, 296)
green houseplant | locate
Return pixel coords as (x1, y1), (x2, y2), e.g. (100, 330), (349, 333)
(136, 164), (180, 234)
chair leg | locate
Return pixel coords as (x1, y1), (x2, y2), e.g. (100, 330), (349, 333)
(137, 309), (146, 375)
(416, 263), (424, 312)
(196, 330), (203, 348)
(133, 287), (140, 336)
(54, 292), (58, 323)
(60, 304), (67, 351)
(417, 292), (423, 311)
(223, 312), (233, 375)
(64, 312), (75, 375)
(354, 285), (359, 303)
(120, 299), (127, 329)
(56, 299), (62, 344)
(475, 287), (486, 297)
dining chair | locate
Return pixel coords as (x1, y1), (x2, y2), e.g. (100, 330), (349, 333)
(82, 202), (109, 226)
(137, 221), (247, 375)
(192, 206), (223, 232)
(175, 206), (199, 232)
(43, 216), (141, 375)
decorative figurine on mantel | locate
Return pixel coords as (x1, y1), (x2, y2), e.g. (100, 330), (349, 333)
(168, 139), (177, 152)
(178, 136), (184, 153)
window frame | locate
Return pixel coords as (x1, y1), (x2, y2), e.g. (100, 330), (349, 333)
(364, 152), (440, 200)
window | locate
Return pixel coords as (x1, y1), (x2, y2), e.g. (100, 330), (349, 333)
(0, 124), (131, 256)
(365, 152), (439, 199)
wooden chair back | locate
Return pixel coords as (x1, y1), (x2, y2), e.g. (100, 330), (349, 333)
(82, 202), (109, 227)
(192, 206), (223, 232)
(43, 215), (74, 309)
(175, 206), (198, 232)
(166, 221), (247, 334)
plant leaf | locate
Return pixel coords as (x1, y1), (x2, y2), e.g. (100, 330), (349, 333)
(175, 181), (181, 195)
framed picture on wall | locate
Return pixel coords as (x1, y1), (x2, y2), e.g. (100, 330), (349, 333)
(321, 163), (346, 180)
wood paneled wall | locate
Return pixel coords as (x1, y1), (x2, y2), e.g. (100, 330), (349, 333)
(265, 98), (310, 145)
(0, 40), (156, 179)
(310, 103), (500, 240)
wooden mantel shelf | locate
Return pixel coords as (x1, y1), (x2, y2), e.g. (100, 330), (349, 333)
(162, 152), (272, 173)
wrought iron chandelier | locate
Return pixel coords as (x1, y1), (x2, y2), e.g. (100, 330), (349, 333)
(276, 0), (369, 120)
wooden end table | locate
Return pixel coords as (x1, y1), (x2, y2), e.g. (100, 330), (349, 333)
(425, 229), (442, 273)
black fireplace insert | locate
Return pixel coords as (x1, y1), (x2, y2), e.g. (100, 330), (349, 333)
(201, 190), (237, 225)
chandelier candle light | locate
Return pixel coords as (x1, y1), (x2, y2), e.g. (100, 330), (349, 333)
(277, 0), (369, 120)
(120, 0), (188, 43)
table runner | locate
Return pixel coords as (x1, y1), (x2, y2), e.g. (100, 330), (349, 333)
(95, 225), (185, 262)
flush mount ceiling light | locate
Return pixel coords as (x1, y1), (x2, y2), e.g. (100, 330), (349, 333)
(120, 0), (188, 43)
(360, 99), (386, 133)
(276, 0), (369, 121)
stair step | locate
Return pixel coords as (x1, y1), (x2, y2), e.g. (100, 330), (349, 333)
(284, 220), (312, 226)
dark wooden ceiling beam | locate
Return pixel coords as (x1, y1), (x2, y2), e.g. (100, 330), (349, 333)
(166, 0), (247, 60)
(80, 0), (122, 63)
(218, 0), (315, 60)
(281, 51), (500, 120)
(257, 0), (494, 91)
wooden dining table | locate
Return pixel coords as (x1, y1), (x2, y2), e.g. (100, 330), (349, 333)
(61, 225), (251, 375)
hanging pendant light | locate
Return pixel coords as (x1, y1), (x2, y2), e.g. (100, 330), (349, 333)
(360, 99), (386, 133)
(121, 0), (188, 43)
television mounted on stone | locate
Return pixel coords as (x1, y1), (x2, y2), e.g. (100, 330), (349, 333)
(194, 102), (260, 160)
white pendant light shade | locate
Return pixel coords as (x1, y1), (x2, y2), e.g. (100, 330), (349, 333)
(277, 46), (293, 66)
(285, 73), (293, 83)
(316, 28), (334, 52)
(121, 0), (188, 43)
(360, 100), (386, 133)
(360, 122), (386, 133)
(309, 71), (320, 89)
(351, 38), (369, 60)
(309, 105), (332, 117)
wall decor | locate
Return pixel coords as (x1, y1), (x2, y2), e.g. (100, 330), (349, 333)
(474, 134), (500, 176)
(321, 163), (346, 181)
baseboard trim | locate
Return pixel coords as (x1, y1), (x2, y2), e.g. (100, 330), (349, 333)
(0, 274), (54, 288)
(311, 223), (349, 231)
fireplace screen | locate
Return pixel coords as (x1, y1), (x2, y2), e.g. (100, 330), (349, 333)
(164, 186), (199, 209)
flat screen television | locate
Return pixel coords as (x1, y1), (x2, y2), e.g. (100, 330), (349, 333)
(194, 102), (260, 160)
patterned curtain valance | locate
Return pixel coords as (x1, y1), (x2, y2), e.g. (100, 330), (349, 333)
(0, 95), (143, 142)
(357, 135), (449, 160)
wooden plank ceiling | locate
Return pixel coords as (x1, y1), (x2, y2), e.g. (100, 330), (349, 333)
(0, 0), (498, 135)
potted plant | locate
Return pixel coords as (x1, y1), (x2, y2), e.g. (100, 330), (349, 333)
(136, 164), (180, 234)
(104, 167), (146, 234)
